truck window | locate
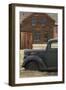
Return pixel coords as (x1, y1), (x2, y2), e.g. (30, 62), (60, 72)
(51, 42), (58, 49)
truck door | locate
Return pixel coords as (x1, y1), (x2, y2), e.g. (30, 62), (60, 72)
(46, 41), (58, 69)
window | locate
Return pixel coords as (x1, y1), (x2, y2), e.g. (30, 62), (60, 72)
(40, 18), (47, 25)
(33, 31), (41, 43)
(51, 42), (58, 49)
(32, 17), (36, 26)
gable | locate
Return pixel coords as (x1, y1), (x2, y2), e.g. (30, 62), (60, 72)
(20, 13), (55, 32)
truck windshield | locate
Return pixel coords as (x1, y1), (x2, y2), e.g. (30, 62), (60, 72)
(51, 42), (58, 49)
(46, 40), (58, 50)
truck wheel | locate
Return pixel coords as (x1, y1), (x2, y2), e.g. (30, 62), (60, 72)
(25, 61), (39, 71)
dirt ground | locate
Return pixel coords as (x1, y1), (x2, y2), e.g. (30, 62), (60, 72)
(20, 68), (57, 78)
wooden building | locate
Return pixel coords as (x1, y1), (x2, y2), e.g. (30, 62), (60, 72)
(20, 13), (56, 49)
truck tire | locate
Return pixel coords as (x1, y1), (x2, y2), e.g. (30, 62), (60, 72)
(25, 61), (39, 71)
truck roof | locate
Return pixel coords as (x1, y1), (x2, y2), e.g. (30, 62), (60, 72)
(48, 38), (58, 42)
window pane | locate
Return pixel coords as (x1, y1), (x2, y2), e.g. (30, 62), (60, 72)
(32, 17), (36, 26)
(33, 31), (40, 43)
(51, 42), (58, 48)
(40, 18), (47, 24)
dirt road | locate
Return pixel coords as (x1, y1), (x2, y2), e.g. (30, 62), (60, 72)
(20, 69), (57, 78)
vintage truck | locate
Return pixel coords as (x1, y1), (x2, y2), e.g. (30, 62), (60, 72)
(22, 38), (58, 72)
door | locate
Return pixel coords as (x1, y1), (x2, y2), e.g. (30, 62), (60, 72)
(45, 41), (58, 70)
(20, 32), (32, 49)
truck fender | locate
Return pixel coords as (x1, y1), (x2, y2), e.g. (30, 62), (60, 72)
(23, 55), (47, 70)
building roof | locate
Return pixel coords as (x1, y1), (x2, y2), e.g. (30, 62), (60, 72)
(20, 12), (57, 24)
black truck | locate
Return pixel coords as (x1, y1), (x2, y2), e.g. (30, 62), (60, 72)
(22, 38), (58, 72)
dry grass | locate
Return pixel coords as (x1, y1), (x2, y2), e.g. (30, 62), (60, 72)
(19, 50), (24, 67)
(20, 69), (57, 78)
